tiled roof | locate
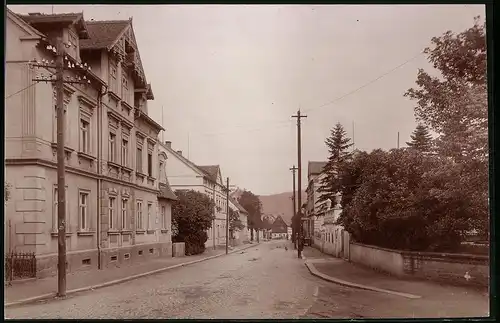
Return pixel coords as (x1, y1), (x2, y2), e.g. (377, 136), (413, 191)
(158, 180), (177, 201)
(308, 161), (327, 177)
(271, 215), (288, 234)
(197, 165), (219, 182)
(229, 196), (249, 214)
(80, 20), (130, 50)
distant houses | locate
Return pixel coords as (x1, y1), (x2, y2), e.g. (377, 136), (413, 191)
(270, 215), (289, 240)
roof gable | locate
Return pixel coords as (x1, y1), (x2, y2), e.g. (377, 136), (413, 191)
(18, 12), (89, 39)
(271, 215), (288, 233)
(7, 9), (46, 39)
(197, 165), (220, 183)
(159, 142), (205, 177)
(80, 20), (129, 50)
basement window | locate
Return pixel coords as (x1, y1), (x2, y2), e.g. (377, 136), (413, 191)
(110, 255), (118, 261)
(138, 250), (143, 256)
(82, 258), (91, 265)
(124, 253), (130, 259)
(149, 248), (154, 254)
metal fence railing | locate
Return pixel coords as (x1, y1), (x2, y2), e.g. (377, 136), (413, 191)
(5, 251), (36, 283)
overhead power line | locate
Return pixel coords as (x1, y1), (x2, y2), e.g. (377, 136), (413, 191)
(303, 51), (425, 114)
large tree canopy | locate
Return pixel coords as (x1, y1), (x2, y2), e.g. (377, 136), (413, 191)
(238, 190), (263, 241)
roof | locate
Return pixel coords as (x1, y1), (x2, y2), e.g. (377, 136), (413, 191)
(158, 181), (177, 201)
(271, 215), (288, 234)
(158, 142), (210, 180)
(80, 20), (130, 50)
(19, 12), (89, 38)
(197, 165), (220, 182)
(229, 196), (249, 215)
(7, 9), (46, 38)
(308, 161), (327, 178)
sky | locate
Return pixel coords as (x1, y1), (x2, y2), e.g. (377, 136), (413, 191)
(10, 4), (485, 195)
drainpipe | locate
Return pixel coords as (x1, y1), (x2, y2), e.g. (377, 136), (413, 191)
(96, 87), (104, 270)
(212, 182), (216, 250)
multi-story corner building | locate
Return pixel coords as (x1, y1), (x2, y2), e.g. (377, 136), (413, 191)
(5, 10), (176, 277)
(158, 141), (228, 248)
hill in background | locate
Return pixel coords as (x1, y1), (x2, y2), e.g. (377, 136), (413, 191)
(259, 191), (307, 225)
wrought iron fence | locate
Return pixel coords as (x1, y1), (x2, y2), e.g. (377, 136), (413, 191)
(5, 251), (36, 283)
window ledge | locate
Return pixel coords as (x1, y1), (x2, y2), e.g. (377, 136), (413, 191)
(122, 166), (133, 173)
(50, 143), (74, 154)
(77, 231), (96, 236)
(136, 230), (146, 235)
(107, 230), (120, 236)
(147, 229), (155, 234)
(121, 230), (133, 235)
(50, 232), (73, 237)
(107, 161), (121, 169)
(77, 151), (96, 161)
(136, 172), (146, 178)
(160, 229), (169, 234)
(147, 176), (156, 182)
(108, 90), (121, 102)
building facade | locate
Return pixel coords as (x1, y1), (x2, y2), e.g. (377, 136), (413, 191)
(158, 141), (228, 248)
(228, 196), (250, 245)
(5, 10), (175, 277)
(270, 215), (289, 239)
(305, 161), (328, 238)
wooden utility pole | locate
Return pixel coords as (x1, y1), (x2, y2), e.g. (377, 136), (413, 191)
(289, 165), (297, 249)
(226, 177), (230, 255)
(55, 38), (67, 297)
(30, 37), (93, 297)
(292, 110), (307, 259)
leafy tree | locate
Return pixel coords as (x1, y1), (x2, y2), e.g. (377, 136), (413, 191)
(404, 16), (488, 237)
(406, 124), (433, 153)
(337, 149), (478, 252)
(317, 122), (353, 210)
(172, 190), (215, 255)
(238, 190), (263, 241)
(228, 207), (245, 239)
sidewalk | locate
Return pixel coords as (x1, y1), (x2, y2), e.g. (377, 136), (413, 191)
(302, 247), (489, 317)
(5, 243), (257, 305)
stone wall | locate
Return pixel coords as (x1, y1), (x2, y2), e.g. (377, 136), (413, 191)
(349, 242), (489, 289)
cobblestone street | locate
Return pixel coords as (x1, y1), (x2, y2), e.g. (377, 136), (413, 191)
(5, 241), (489, 319)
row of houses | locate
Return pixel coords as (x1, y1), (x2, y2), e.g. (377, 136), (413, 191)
(4, 9), (250, 278)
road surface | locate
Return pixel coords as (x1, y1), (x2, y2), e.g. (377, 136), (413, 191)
(5, 240), (489, 319)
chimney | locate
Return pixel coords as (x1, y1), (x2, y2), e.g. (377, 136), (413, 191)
(177, 150), (182, 156)
(165, 141), (171, 148)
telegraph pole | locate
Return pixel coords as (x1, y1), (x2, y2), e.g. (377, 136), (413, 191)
(289, 165), (297, 249)
(30, 37), (93, 297)
(292, 110), (307, 258)
(225, 177), (230, 255)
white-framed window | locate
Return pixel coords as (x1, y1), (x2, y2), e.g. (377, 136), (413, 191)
(161, 206), (166, 229)
(137, 200), (143, 230)
(147, 203), (152, 229)
(79, 119), (90, 153)
(79, 191), (89, 231)
(122, 198), (128, 230)
(109, 132), (116, 162)
(53, 186), (69, 232)
(109, 196), (116, 230)
(122, 139), (128, 167)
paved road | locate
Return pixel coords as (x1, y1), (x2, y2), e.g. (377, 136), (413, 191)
(5, 241), (489, 319)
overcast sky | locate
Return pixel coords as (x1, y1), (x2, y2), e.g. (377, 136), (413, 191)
(11, 4), (485, 195)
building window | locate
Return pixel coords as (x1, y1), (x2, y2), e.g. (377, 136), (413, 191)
(147, 203), (152, 229)
(122, 139), (128, 167)
(122, 198), (128, 230)
(136, 147), (143, 173)
(109, 196), (116, 230)
(80, 119), (90, 153)
(109, 133), (116, 162)
(53, 186), (69, 232)
(147, 153), (153, 177)
(79, 191), (89, 231)
(161, 206), (166, 229)
(137, 201), (143, 230)
(121, 74), (128, 101)
(109, 63), (117, 93)
(159, 161), (164, 182)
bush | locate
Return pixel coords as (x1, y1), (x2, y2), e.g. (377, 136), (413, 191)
(171, 190), (215, 255)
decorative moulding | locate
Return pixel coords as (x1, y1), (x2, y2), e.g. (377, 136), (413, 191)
(77, 95), (97, 109)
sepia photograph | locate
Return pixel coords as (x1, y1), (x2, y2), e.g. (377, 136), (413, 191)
(4, 3), (490, 319)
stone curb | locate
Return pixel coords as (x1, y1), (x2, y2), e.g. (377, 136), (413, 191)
(5, 243), (260, 308)
(304, 261), (421, 299)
